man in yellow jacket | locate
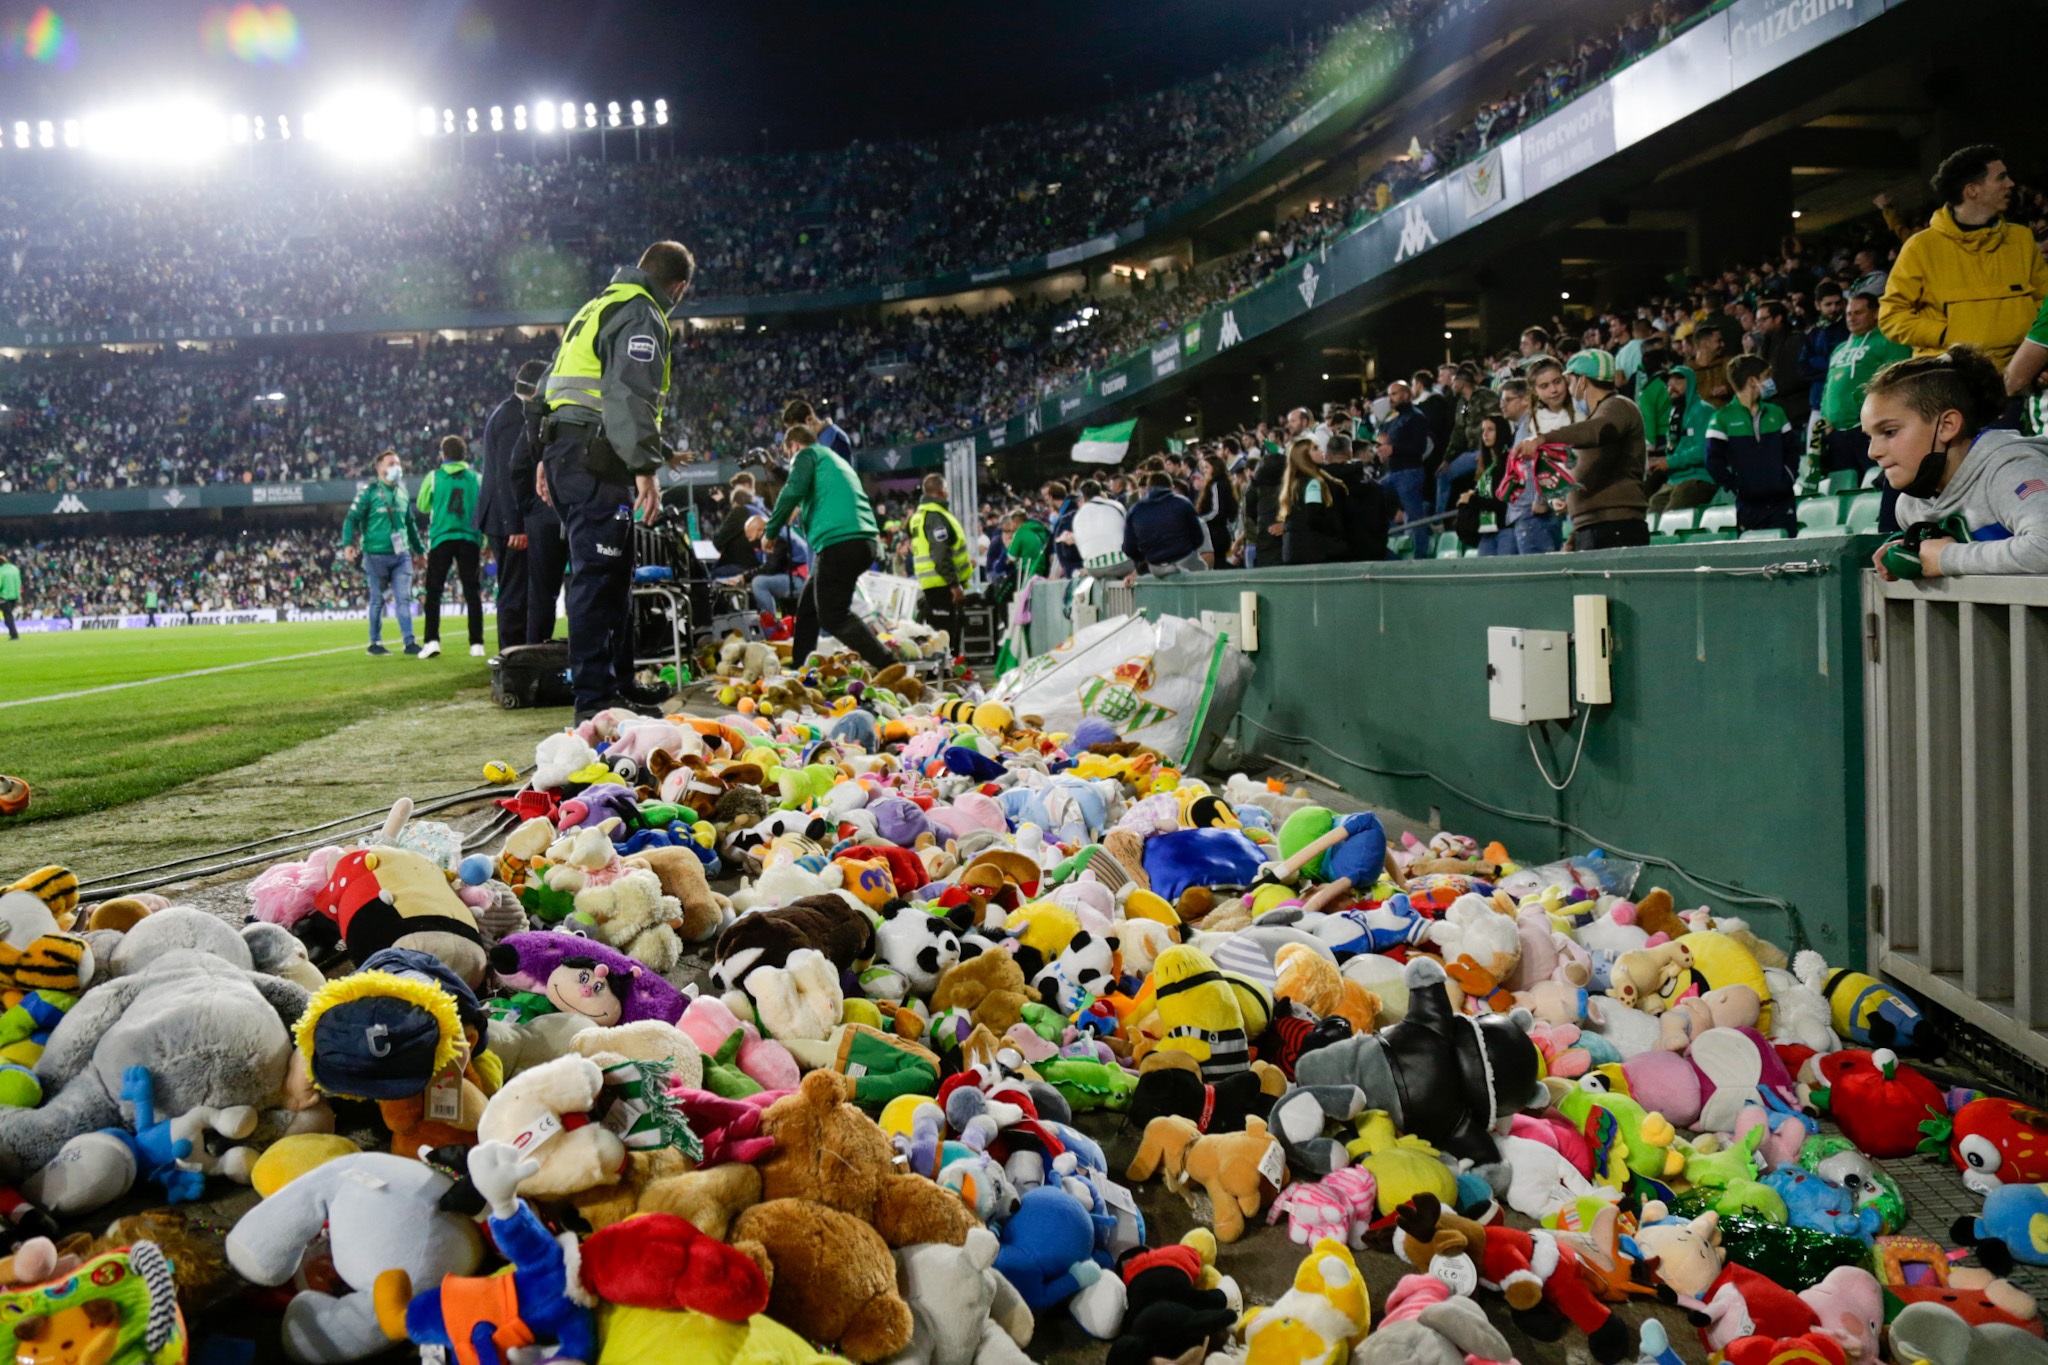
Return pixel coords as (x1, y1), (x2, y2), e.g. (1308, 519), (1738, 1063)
(1881, 146), (2048, 368)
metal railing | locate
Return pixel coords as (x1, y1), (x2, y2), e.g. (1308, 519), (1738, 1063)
(1864, 571), (2048, 1065)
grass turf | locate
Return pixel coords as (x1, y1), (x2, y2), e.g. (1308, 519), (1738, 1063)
(0, 620), (503, 823)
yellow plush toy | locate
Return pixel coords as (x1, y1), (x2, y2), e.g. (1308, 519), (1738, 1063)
(1144, 945), (1250, 1080)
(1241, 1238), (1372, 1365)
(1344, 1111), (1458, 1215)
(1004, 901), (1081, 978)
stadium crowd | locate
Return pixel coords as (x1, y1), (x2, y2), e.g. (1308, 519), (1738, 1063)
(0, 1), (1439, 329)
(3, 528), (365, 616)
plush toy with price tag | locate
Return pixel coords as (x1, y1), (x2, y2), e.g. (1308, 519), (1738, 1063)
(474, 1051), (695, 1201)
(1125, 1113), (1288, 1243)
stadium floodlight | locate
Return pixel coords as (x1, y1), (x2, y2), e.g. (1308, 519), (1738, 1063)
(13, 122), (27, 150)
(513, 104), (527, 131)
(559, 100), (574, 129)
(62, 119), (80, 148)
(582, 102), (596, 129)
(1791, 209), (1802, 220)
(253, 115), (266, 141)
(1560, 291), (1570, 301)
(466, 108), (478, 133)
(633, 106), (645, 127)
(608, 108), (620, 128)
(417, 105), (436, 136)
(655, 98), (668, 126)
(82, 100), (231, 163)
(37, 120), (53, 148)
(230, 113), (249, 143)
(442, 108), (455, 134)
(278, 115), (290, 139)
(490, 106), (502, 131)
(303, 89), (414, 161)
(535, 101), (554, 132)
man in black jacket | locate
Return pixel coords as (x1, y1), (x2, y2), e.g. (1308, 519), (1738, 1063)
(476, 359), (547, 650)
(1326, 435), (1393, 561)
(1244, 452), (1287, 567)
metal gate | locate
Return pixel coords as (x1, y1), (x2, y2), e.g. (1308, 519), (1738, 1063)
(1864, 572), (2048, 1065)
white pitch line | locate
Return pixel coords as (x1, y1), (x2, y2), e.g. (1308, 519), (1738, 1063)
(1, 644), (366, 709)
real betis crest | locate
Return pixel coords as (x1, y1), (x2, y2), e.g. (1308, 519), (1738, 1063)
(1078, 656), (1177, 731)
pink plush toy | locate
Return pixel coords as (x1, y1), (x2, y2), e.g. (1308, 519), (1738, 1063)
(1733, 1107), (1812, 1171)
(679, 995), (800, 1091)
(1528, 1022), (1593, 1079)
(925, 791), (1009, 840)
(1510, 1112), (1596, 1177)
(246, 846), (345, 928)
(1265, 1165), (1378, 1246)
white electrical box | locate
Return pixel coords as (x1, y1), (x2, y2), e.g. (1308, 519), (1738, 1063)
(1488, 627), (1573, 725)
(1574, 594), (1612, 705)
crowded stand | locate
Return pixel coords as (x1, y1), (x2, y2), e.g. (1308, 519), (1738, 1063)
(6, 527), (362, 616)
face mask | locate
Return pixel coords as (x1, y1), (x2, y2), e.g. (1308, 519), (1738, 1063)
(1897, 445), (1948, 499)
(381, 464), (402, 484)
(1760, 378), (1778, 399)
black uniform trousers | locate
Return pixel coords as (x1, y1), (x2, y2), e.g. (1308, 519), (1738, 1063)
(791, 538), (893, 670)
(525, 509), (569, 645)
(920, 585), (962, 658)
(542, 428), (636, 713)
(423, 540), (485, 647)
(489, 534), (529, 650)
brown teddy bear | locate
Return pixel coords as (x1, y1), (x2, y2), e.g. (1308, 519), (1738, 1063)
(929, 949), (1041, 1035)
(730, 1070), (976, 1362)
(622, 846), (731, 944)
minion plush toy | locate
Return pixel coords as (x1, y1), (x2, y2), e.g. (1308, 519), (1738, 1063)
(1148, 945), (1250, 1080)
(1794, 950), (1924, 1049)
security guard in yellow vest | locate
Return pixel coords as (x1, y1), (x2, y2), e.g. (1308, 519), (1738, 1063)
(909, 473), (971, 656)
(534, 241), (693, 721)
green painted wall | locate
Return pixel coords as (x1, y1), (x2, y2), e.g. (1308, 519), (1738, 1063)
(1031, 539), (1879, 963)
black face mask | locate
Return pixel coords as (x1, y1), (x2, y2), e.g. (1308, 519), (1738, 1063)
(1897, 445), (1949, 499)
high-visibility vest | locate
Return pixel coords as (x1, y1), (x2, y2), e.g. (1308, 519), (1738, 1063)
(910, 501), (970, 590)
(543, 280), (670, 416)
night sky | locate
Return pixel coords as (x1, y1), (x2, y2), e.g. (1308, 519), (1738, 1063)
(0, 0), (1372, 154)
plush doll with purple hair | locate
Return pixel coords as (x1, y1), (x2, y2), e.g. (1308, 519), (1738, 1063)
(487, 932), (687, 1025)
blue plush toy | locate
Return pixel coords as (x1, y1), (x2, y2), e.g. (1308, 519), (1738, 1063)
(1321, 812), (1389, 887)
(109, 1066), (206, 1204)
(994, 1185), (1114, 1312)
(1765, 1167), (1882, 1244)
(1142, 827), (1265, 903)
(1952, 1181), (2048, 1274)
(1316, 895), (1429, 955)
(408, 1143), (596, 1365)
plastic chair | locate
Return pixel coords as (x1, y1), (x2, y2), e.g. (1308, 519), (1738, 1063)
(1657, 508), (1701, 538)
(1739, 528), (1791, 540)
(1696, 505), (1739, 538)
(1845, 492), (1884, 534)
(1823, 469), (1860, 496)
(1435, 536), (1463, 559)
(1797, 498), (1844, 536)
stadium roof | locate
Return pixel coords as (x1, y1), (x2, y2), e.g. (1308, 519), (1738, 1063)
(2, 0), (1373, 155)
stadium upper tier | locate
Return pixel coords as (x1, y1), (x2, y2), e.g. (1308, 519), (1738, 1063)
(0, 0), (1459, 334)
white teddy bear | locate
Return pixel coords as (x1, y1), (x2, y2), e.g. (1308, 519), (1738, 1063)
(573, 867), (683, 974)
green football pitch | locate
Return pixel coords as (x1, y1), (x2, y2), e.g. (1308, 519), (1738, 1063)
(0, 620), (500, 823)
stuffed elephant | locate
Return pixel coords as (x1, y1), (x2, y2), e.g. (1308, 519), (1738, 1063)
(0, 940), (308, 1181)
(226, 1151), (486, 1363)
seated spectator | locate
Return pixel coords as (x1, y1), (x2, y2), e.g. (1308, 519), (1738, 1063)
(1280, 437), (1351, 565)
(1868, 344), (2048, 579)
(1707, 354), (1800, 533)
(1647, 366), (1719, 517)
(1123, 472), (1210, 580)
(752, 524), (809, 616)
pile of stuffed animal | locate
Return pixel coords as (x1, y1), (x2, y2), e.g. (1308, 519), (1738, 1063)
(0, 644), (2045, 1365)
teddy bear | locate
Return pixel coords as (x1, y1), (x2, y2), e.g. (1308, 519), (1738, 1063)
(727, 854), (852, 914)
(712, 894), (876, 1000)
(475, 1054), (629, 1201)
(1427, 893), (1524, 1012)
(930, 948), (1043, 1037)
(728, 1071), (977, 1362)
(534, 730), (600, 790)
(575, 867), (685, 973)
(1606, 938), (1693, 1013)
(717, 635), (779, 683)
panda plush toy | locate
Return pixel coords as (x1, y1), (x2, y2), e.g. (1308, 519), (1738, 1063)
(861, 900), (970, 1003)
(1032, 930), (1120, 1013)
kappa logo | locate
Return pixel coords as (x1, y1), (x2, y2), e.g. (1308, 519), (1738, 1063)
(625, 334), (659, 363)
(1395, 204), (1439, 262)
(1298, 263), (1320, 308)
(53, 494), (87, 514)
(1026, 408), (1043, 436)
(1218, 310), (1243, 350)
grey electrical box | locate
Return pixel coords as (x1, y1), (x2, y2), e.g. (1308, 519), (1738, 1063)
(1488, 627), (1573, 725)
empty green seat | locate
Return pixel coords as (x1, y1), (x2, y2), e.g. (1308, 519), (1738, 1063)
(1657, 508), (1700, 538)
(1740, 528), (1791, 540)
(1823, 469), (1860, 496)
(1435, 536), (1463, 559)
(1697, 505), (1738, 537)
(1845, 492), (1884, 533)
(1797, 498), (1844, 535)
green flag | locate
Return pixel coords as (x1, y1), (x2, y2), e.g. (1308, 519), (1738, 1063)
(1072, 419), (1136, 465)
